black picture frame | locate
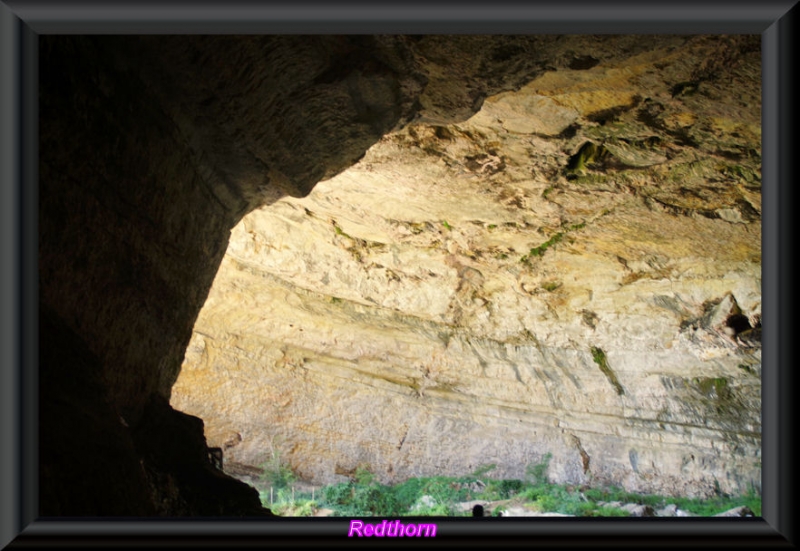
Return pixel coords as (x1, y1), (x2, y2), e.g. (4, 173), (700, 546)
(1, 1), (796, 547)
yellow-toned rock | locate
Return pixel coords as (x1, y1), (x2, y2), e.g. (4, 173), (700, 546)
(171, 36), (762, 499)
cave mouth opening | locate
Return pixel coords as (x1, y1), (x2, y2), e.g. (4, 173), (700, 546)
(166, 35), (763, 512)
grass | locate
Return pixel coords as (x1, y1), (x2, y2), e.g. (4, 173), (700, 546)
(257, 453), (760, 518)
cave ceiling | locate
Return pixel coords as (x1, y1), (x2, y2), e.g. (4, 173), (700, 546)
(166, 34), (762, 498)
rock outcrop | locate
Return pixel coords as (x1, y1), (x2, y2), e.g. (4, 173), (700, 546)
(170, 36), (762, 498)
(37, 34), (760, 516)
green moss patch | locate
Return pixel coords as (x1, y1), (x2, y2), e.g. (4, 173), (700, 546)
(591, 346), (625, 396)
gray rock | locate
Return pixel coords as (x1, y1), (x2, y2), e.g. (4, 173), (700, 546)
(714, 506), (755, 517)
(656, 503), (678, 517)
(621, 503), (656, 517)
(411, 495), (438, 511)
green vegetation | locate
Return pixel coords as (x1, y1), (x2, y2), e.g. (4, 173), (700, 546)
(738, 363), (755, 375)
(519, 220), (587, 265)
(567, 142), (598, 173)
(333, 222), (349, 238)
(257, 452), (760, 518)
(591, 346), (625, 396)
(442, 220), (453, 231)
(721, 163), (760, 185)
(580, 485), (761, 517)
(267, 494), (318, 517)
(318, 467), (405, 516)
(541, 280), (562, 292)
(693, 376), (729, 398)
(258, 448), (296, 490)
(526, 453), (551, 485)
(521, 233), (564, 265)
(529, 232), (563, 258)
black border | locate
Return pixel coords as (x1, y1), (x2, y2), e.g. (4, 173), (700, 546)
(1, 1), (796, 548)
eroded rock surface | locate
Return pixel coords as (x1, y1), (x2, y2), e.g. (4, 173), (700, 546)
(170, 36), (762, 498)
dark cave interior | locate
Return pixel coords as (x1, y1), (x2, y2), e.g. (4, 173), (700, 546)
(19, 29), (792, 550)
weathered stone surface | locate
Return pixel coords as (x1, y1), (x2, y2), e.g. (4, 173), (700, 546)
(656, 503), (678, 517)
(714, 505), (755, 517)
(171, 36), (762, 499)
(38, 34), (760, 517)
(621, 503), (656, 517)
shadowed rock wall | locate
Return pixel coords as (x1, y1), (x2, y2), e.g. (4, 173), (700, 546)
(39, 34), (760, 515)
(172, 34), (762, 498)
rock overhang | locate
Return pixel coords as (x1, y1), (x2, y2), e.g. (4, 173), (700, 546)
(37, 34), (761, 516)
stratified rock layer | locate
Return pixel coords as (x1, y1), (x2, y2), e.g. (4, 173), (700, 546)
(37, 33), (762, 518)
(171, 36), (762, 498)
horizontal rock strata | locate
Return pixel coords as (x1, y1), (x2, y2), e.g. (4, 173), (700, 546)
(171, 35), (762, 498)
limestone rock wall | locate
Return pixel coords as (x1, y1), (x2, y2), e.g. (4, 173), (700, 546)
(171, 36), (762, 498)
(38, 34), (759, 516)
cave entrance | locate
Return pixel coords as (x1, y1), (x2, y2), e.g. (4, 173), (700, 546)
(168, 36), (763, 511)
(168, 104), (572, 496)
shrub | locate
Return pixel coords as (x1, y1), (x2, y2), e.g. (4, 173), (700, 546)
(531, 494), (559, 512)
(519, 486), (542, 502)
(320, 467), (403, 516)
(497, 479), (524, 498)
(403, 503), (451, 516)
(322, 481), (354, 507)
(276, 451), (761, 519)
(525, 453), (552, 486)
(470, 463), (497, 478)
(272, 499), (317, 517)
(351, 483), (400, 516)
(393, 477), (426, 510)
(354, 466), (375, 486)
(258, 448), (296, 490)
(420, 476), (466, 505)
(482, 478), (524, 500)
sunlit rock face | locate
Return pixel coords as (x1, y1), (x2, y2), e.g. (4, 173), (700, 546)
(171, 36), (762, 498)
